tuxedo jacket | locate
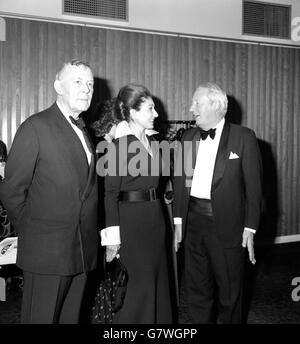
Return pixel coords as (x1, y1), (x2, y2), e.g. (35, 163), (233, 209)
(0, 103), (99, 275)
(173, 121), (263, 248)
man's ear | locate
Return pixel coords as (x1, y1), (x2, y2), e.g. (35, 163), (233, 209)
(212, 101), (221, 116)
(54, 79), (63, 95)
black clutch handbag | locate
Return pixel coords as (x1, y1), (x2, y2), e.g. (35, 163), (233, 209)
(91, 256), (128, 324)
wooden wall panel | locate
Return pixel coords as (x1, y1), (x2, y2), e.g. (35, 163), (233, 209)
(0, 17), (300, 240)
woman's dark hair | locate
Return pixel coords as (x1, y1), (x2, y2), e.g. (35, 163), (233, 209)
(115, 84), (151, 122)
(0, 140), (7, 162)
(91, 98), (120, 137)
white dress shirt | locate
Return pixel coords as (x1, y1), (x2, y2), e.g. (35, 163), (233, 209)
(190, 118), (225, 199)
(56, 101), (92, 165)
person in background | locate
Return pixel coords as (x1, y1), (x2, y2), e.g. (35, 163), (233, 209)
(173, 82), (263, 323)
(0, 140), (11, 239)
(0, 140), (7, 181)
(0, 60), (99, 324)
(0, 140), (7, 160)
(100, 84), (173, 324)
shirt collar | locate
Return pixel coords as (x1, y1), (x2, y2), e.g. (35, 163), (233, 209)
(198, 117), (225, 142)
(213, 117), (225, 139)
(56, 101), (80, 125)
(115, 120), (158, 139)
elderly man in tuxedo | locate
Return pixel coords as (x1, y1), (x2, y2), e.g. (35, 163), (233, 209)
(0, 60), (98, 323)
(173, 83), (262, 324)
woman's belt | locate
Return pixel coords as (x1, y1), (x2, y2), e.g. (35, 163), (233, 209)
(119, 188), (160, 202)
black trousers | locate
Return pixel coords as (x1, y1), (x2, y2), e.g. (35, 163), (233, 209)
(179, 197), (245, 324)
(21, 271), (87, 324)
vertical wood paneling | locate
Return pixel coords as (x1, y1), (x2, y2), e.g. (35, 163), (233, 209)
(291, 51), (300, 234)
(0, 17), (300, 239)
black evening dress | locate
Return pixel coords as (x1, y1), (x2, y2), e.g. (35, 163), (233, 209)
(103, 134), (173, 324)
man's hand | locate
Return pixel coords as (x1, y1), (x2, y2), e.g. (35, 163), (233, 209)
(106, 244), (120, 262)
(174, 223), (182, 253)
(242, 230), (256, 264)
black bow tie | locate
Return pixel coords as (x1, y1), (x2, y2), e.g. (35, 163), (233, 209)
(199, 128), (216, 140)
(69, 116), (86, 130)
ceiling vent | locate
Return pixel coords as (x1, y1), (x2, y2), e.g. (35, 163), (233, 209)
(243, 0), (291, 39)
(63, 0), (128, 21)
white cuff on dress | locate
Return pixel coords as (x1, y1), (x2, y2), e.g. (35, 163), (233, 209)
(100, 226), (121, 246)
(244, 227), (256, 234)
(173, 217), (182, 225)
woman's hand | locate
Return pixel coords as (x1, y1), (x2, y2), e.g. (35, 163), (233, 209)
(106, 244), (120, 262)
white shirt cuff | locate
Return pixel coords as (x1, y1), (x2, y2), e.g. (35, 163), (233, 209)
(100, 226), (121, 246)
(173, 217), (182, 225)
(245, 227), (256, 234)
(0, 163), (5, 178)
(174, 223), (182, 243)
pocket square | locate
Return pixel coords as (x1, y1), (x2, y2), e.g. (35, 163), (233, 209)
(229, 152), (239, 159)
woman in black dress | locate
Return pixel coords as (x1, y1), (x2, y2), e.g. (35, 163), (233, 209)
(99, 84), (173, 324)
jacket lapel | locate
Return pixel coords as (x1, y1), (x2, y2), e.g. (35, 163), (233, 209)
(211, 121), (231, 194)
(183, 128), (200, 188)
(50, 104), (93, 194)
(80, 128), (96, 201)
(192, 129), (201, 170)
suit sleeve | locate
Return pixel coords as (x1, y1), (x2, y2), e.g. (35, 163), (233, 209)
(172, 137), (184, 220)
(100, 140), (122, 246)
(242, 129), (263, 230)
(0, 119), (39, 228)
(172, 149), (184, 244)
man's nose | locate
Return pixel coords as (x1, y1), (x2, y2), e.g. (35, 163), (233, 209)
(82, 83), (92, 93)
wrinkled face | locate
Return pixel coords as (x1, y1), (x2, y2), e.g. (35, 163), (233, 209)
(104, 124), (117, 143)
(130, 97), (158, 130)
(55, 65), (94, 118)
(190, 87), (221, 130)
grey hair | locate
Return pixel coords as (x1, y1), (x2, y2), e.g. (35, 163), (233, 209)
(197, 82), (228, 118)
(55, 59), (92, 80)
